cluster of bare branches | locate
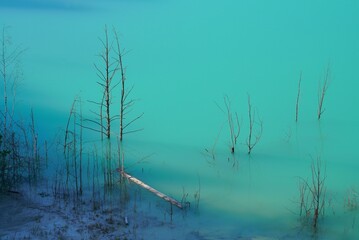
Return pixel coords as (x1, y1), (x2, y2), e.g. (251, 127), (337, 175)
(67, 25), (144, 190)
(85, 26), (117, 140)
(113, 31), (144, 141)
(345, 188), (359, 211)
(0, 26), (44, 192)
(295, 71), (302, 122)
(1, 26), (26, 142)
(298, 157), (327, 230)
(317, 65), (330, 120)
(85, 25), (143, 142)
(63, 96), (83, 197)
(224, 95), (240, 153)
(246, 94), (263, 155)
(216, 94), (262, 156)
(204, 123), (223, 162)
(295, 65), (331, 122)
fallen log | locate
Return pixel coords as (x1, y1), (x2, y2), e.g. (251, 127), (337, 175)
(118, 169), (182, 209)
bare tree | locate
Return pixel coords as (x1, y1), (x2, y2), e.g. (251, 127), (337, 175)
(298, 157), (326, 230)
(84, 26), (143, 187)
(113, 29), (143, 142)
(79, 97), (83, 195)
(30, 109), (40, 182)
(83, 26), (119, 187)
(85, 26), (143, 142)
(63, 96), (84, 197)
(317, 65), (330, 120)
(298, 179), (310, 219)
(310, 157), (326, 229)
(295, 71), (302, 122)
(204, 122), (223, 161)
(64, 98), (76, 193)
(0, 26), (33, 192)
(86, 25), (120, 140)
(246, 94), (263, 154)
(1, 26), (25, 141)
(223, 95), (240, 153)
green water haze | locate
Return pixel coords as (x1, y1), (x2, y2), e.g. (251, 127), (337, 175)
(1, 0), (359, 239)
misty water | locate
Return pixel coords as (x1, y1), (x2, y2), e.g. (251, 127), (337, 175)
(1, 0), (359, 239)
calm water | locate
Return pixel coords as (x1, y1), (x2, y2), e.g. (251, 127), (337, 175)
(1, 0), (359, 239)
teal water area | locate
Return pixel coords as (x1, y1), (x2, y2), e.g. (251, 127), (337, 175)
(1, 0), (359, 239)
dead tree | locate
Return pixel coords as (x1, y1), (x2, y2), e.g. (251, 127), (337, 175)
(310, 157), (326, 229)
(86, 26), (119, 140)
(0, 26), (25, 141)
(63, 96), (84, 197)
(298, 157), (326, 230)
(113, 29), (143, 142)
(86, 26), (143, 142)
(295, 71), (302, 122)
(84, 26), (143, 187)
(246, 94), (263, 154)
(317, 65), (330, 120)
(223, 95), (240, 153)
(298, 179), (310, 219)
(82, 26), (119, 187)
(79, 97), (83, 195)
(0, 26), (28, 191)
(30, 109), (39, 182)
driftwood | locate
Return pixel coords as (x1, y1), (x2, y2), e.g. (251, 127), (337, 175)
(118, 169), (182, 209)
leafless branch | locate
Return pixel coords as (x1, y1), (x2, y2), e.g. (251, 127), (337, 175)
(318, 64), (330, 120)
(223, 95), (240, 153)
(123, 113), (144, 130)
(246, 94), (263, 154)
(296, 71), (302, 122)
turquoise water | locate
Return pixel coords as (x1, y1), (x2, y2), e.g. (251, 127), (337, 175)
(1, 0), (359, 239)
